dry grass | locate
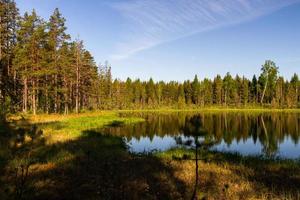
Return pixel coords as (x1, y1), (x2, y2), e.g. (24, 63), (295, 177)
(157, 149), (300, 200)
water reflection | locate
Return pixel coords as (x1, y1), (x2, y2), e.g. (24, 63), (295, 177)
(104, 112), (300, 158)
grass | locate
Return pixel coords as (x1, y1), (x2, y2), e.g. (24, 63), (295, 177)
(8, 111), (144, 144)
(1, 110), (300, 199)
(1, 112), (146, 199)
(6, 107), (300, 124)
(155, 148), (300, 200)
(40, 114), (143, 144)
(7, 111), (145, 124)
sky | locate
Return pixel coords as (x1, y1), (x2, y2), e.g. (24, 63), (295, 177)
(16, 0), (300, 81)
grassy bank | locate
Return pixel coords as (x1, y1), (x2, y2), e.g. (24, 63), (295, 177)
(1, 111), (300, 199)
(7, 111), (144, 143)
(6, 107), (300, 122)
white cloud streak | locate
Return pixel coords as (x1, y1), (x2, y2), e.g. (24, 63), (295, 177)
(110, 0), (300, 60)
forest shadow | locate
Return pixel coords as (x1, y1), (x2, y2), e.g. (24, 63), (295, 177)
(0, 121), (188, 200)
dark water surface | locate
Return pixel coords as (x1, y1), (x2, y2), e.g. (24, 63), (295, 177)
(104, 112), (300, 159)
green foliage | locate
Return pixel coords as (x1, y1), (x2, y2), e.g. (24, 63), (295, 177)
(191, 75), (200, 104)
(0, 1), (299, 115)
(259, 60), (279, 104)
(0, 0), (18, 114)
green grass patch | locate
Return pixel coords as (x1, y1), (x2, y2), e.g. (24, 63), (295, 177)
(23, 112), (145, 142)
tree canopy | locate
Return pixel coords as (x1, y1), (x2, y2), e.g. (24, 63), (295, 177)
(0, 1), (299, 115)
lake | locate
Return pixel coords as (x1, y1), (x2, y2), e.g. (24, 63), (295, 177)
(104, 112), (300, 159)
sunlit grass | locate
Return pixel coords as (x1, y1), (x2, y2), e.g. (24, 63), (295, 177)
(7, 111), (144, 143)
(24, 112), (145, 143)
(6, 108), (300, 124)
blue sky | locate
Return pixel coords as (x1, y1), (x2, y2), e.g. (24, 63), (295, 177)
(16, 0), (300, 81)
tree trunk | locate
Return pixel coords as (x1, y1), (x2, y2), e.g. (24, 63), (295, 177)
(75, 49), (80, 114)
(63, 76), (68, 115)
(0, 14), (2, 104)
(32, 79), (36, 115)
(23, 78), (28, 113)
(224, 90), (227, 106)
(261, 75), (268, 105)
(45, 75), (49, 114)
(296, 86), (298, 107)
(54, 74), (58, 113)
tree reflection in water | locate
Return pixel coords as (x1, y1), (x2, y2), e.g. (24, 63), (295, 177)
(107, 112), (300, 158)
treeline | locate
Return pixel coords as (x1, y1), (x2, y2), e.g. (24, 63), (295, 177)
(0, 1), (299, 115)
(110, 64), (299, 109)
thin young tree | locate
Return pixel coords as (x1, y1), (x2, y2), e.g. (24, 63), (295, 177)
(260, 60), (279, 105)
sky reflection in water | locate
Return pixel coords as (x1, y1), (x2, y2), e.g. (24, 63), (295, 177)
(105, 112), (300, 158)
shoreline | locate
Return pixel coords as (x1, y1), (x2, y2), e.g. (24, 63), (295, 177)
(7, 107), (300, 121)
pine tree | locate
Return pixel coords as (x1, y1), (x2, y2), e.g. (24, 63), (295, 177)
(242, 77), (249, 106)
(177, 84), (185, 109)
(234, 75), (242, 106)
(0, 0), (18, 115)
(213, 75), (222, 105)
(250, 75), (258, 104)
(184, 80), (192, 105)
(13, 10), (47, 115)
(202, 78), (213, 106)
(47, 8), (70, 113)
(287, 74), (299, 108)
(125, 77), (133, 108)
(74, 40), (83, 113)
(191, 75), (200, 105)
(58, 42), (73, 114)
(146, 78), (156, 106)
(275, 77), (285, 108)
(223, 72), (234, 106)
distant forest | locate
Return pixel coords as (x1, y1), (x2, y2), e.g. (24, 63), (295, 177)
(0, 1), (299, 115)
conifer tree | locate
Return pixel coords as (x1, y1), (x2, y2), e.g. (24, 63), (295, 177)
(223, 72), (234, 106)
(213, 75), (223, 105)
(0, 0), (18, 114)
(47, 8), (70, 113)
(287, 74), (299, 108)
(14, 10), (47, 115)
(191, 75), (200, 105)
(250, 75), (259, 104)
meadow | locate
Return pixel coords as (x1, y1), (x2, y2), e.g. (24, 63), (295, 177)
(1, 110), (300, 200)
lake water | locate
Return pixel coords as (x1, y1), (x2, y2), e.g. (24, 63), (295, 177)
(104, 112), (300, 159)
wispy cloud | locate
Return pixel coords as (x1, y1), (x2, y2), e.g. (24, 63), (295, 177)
(110, 0), (300, 60)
